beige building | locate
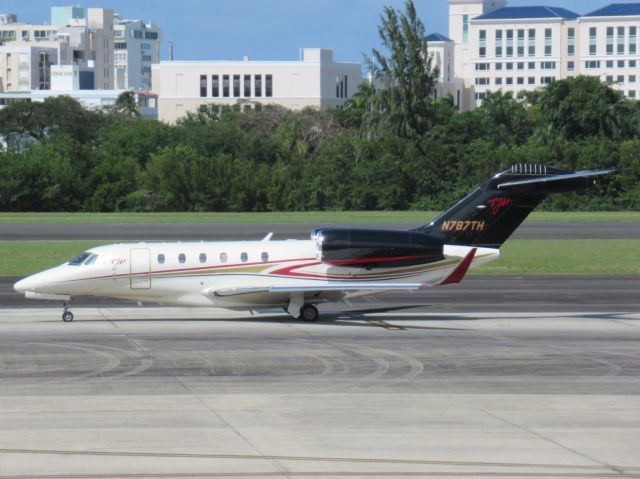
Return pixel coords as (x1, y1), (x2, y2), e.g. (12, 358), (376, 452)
(152, 48), (362, 123)
(0, 44), (57, 91)
(436, 1), (640, 109)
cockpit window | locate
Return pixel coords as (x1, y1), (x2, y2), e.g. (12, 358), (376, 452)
(68, 252), (92, 266)
(83, 254), (98, 266)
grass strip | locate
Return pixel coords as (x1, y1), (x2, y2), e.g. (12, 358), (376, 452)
(2, 239), (637, 277)
(0, 211), (639, 224)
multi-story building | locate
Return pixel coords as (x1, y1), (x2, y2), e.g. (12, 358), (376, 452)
(0, 6), (151, 92)
(113, 15), (161, 91)
(152, 48), (362, 123)
(436, 1), (640, 109)
(0, 44), (57, 91)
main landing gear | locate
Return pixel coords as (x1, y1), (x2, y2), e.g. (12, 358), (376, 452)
(298, 304), (319, 322)
(62, 302), (74, 322)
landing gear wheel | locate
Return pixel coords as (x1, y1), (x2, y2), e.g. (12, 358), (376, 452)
(62, 311), (74, 322)
(300, 304), (319, 322)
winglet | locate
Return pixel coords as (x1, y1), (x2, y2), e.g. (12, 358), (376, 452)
(440, 248), (477, 286)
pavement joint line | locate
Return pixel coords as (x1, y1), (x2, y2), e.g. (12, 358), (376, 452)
(479, 408), (620, 474)
(0, 448), (635, 470)
(0, 471), (638, 478)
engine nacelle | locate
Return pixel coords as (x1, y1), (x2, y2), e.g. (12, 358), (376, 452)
(313, 228), (444, 269)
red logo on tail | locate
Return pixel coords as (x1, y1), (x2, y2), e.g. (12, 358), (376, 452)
(487, 197), (513, 216)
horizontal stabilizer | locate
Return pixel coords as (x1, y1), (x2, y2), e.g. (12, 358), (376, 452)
(210, 283), (422, 297)
(439, 248), (476, 285)
(497, 169), (614, 192)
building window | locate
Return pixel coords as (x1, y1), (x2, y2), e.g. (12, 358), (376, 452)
(211, 75), (220, 97)
(568, 61), (575, 71)
(495, 62), (503, 70)
(266, 74), (273, 97)
(506, 29), (514, 57)
(199, 75), (207, 97)
(630, 75), (636, 83)
(254, 74), (262, 97)
(630, 60), (637, 68)
(528, 77), (535, 84)
(222, 75), (230, 97)
(506, 77), (513, 85)
(528, 61), (535, 69)
(618, 60), (625, 68)
(568, 28), (575, 56)
(544, 28), (552, 56)
(585, 60), (601, 69)
(540, 61), (556, 70)
(495, 77), (503, 85)
(618, 26), (625, 54)
(233, 74), (240, 97)
(630, 27), (637, 54)
(243, 74), (251, 97)
(178, 253), (186, 264)
(541, 76), (555, 84)
(495, 30), (503, 57)
(157, 254), (165, 264)
(517, 62), (524, 70)
(528, 28), (536, 56)
(475, 63), (490, 71)
(517, 77), (524, 85)
(606, 27), (614, 55)
(606, 60), (614, 68)
(479, 29), (486, 57)
(517, 29), (525, 57)
(199, 253), (207, 263)
(630, 91), (636, 98)
(463, 15), (469, 43)
(618, 75), (625, 84)
(240, 252), (248, 262)
(475, 77), (489, 85)
(506, 62), (513, 70)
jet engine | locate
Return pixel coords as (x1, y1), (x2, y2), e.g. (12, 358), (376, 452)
(313, 228), (444, 268)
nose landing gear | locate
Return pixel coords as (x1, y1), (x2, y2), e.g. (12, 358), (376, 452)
(62, 302), (74, 322)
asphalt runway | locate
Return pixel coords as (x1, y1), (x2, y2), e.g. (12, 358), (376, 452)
(0, 307), (639, 477)
(1, 220), (639, 240)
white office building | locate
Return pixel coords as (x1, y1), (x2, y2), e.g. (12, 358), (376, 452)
(435, 1), (640, 109)
(114, 16), (161, 91)
(152, 48), (362, 123)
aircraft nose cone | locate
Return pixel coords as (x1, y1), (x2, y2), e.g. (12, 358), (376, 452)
(14, 277), (31, 294)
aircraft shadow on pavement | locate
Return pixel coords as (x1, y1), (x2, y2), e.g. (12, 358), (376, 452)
(63, 304), (473, 330)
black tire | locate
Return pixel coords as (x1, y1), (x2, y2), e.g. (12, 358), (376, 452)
(62, 311), (74, 322)
(300, 304), (319, 322)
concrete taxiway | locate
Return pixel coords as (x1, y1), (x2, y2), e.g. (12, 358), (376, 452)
(1, 303), (640, 478)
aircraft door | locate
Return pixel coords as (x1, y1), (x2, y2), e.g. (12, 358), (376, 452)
(130, 248), (151, 289)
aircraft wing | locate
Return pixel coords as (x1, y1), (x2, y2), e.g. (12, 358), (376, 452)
(211, 283), (422, 298)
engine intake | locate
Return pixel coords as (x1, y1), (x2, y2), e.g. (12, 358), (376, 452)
(313, 228), (444, 269)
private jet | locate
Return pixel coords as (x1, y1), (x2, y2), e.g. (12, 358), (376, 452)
(14, 165), (612, 322)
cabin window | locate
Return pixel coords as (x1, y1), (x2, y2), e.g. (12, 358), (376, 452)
(220, 252), (228, 263)
(199, 253), (207, 263)
(241, 252), (248, 262)
(157, 254), (165, 264)
(261, 252), (269, 262)
(178, 253), (186, 264)
(68, 252), (91, 266)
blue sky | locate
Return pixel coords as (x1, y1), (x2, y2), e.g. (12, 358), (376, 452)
(3, 0), (637, 61)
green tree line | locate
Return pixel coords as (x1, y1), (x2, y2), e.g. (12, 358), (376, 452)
(0, 1), (638, 213)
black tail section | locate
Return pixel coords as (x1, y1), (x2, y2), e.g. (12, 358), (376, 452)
(415, 164), (613, 248)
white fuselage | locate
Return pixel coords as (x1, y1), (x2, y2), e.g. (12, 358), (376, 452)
(14, 239), (499, 310)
